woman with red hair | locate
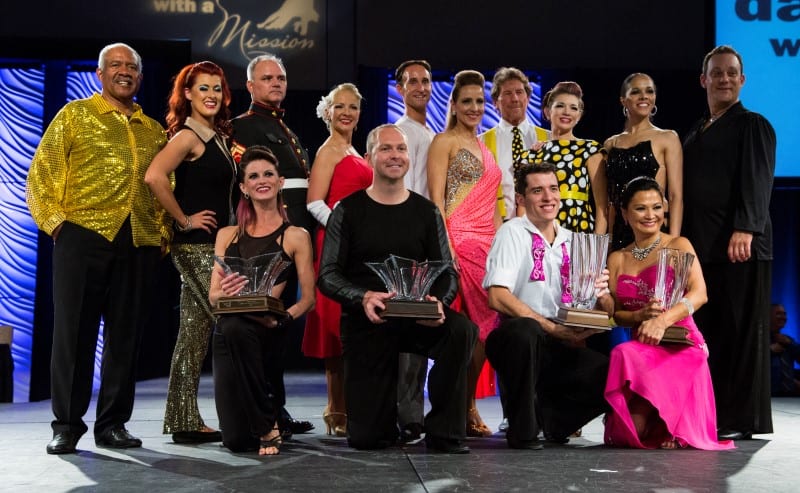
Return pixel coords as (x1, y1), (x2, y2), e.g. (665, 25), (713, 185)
(145, 61), (236, 444)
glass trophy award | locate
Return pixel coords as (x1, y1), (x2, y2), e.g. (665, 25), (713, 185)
(554, 232), (611, 329)
(653, 248), (695, 345)
(212, 252), (291, 316)
(364, 255), (450, 319)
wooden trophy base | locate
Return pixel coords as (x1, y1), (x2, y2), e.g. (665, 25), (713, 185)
(380, 300), (441, 319)
(660, 326), (693, 346)
(213, 295), (287, 317)
(554, 305), (611, 330)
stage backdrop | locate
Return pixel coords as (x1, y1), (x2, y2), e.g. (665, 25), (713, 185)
(0, 0), (328, 89)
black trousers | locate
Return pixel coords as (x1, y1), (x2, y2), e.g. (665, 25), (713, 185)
(272, 191), (315, 422)
(213, 314), (287, 452)
(696, 260), (773, 434)
(485, 317), (609, 443)
(50, 220), (159, 436)
(340, 307), (477, 449)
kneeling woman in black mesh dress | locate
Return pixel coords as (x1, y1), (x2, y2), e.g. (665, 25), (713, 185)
(209, 146), (315, 455)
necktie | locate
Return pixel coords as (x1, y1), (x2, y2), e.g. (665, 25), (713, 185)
(511, 126), (524, 174)
(511, 126), (524, 159)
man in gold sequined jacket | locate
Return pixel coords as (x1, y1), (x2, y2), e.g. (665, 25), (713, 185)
(27, 42), (168, 455)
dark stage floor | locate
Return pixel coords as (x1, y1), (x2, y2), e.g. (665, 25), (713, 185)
(1, 372), (798, 492)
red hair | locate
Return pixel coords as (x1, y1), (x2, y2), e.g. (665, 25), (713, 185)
(165, 61), (232, 138)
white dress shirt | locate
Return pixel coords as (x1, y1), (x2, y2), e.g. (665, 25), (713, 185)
(481, 119), (546, 219)
(396, 115), (435, 198)
(483, 215), (572, 319)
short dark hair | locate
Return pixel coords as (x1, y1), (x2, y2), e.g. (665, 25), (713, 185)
(395, 60), (432, 85)
(702, 45), (744, 75)
(514, 162), (557, 195)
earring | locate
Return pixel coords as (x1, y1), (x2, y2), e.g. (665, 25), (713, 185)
(244, 192), (250, 200)
(622, 107), (629, 118)
(650, 105), (658, 116)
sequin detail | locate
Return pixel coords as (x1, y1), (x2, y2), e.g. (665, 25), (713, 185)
(163, 243), (216, 434)
(26, 93), (168, 245)
(445, 148), (483, 217)
(606, 140), (660, 250)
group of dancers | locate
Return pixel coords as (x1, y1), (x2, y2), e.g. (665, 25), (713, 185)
(32, 42), (774, 456)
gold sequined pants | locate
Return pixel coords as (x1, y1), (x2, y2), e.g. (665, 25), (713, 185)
(163, 243), (215, 434)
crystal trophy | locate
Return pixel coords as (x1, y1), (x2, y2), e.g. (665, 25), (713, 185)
(554, 232), (611, 330)
(212, 252), (291, 316)
(364, 255), (450, 319)
(653, 248), (695, 345)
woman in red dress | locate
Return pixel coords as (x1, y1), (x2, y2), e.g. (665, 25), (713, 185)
(303, 83), (373, 436)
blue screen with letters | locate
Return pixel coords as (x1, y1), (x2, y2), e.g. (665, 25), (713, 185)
(716, 0), (799, 176)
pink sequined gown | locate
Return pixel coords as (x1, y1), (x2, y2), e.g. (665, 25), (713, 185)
(604, 265), (734, 450)
(444, 141), (501, 342)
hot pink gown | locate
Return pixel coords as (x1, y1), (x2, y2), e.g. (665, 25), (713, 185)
(302, 155), (373, 358)
(444, 141), (501, 342)
(603, 265), (734, 450)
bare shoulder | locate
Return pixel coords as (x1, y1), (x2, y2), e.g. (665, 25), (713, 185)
(603, 132), (623, 150)
(607, 249), (625, 269)
(664, 235), (696, 254)
(215, 225), (239, 251)
(651, 127), (681, 145)
(285, 224), (311, 242)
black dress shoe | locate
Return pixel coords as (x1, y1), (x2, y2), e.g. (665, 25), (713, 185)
(400, 423), (425, 445)
(285, 417), (314, 435)
(544, 431), (570, 444)
(425, 436), (470, 454)
(95, 427), (142, 449)
(717, 429), (752, 441)
(507, 437), (544, 450)
(47, 431), (81, 455)
(172, 430), (223, 444)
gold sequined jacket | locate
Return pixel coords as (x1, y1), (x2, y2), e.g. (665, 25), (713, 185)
(26, 93), (169, 246)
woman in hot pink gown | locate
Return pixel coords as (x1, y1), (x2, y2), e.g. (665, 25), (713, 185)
(604, 176), (733, 450)
(427, 70), (502, 437)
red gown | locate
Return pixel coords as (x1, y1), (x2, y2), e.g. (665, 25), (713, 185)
(302, 155), (373, 358)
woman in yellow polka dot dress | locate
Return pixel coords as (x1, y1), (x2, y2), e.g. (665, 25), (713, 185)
(516, 81), (607, 234)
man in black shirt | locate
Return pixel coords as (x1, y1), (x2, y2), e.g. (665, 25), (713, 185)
(318, 124), (477, 453)
(683, 45), (776, 441)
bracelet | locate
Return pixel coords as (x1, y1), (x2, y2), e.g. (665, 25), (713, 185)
(176, 215), (192, 232)
(680, 297), (694, 316)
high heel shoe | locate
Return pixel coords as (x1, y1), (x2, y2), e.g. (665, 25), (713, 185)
(322, 410), (347, 437)
(466, 408), (492, 438)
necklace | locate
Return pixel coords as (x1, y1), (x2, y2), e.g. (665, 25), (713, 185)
(631, 235), (661, 261)
(708, 107), (730, 124)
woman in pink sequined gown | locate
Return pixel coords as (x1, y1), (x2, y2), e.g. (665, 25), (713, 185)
(604, 177), (733, 450)
(427, 70), (502, 437)
(303, 83), (373, 436)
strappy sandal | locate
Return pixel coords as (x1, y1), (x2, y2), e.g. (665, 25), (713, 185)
(259, 426), (282, 456)
(466, 408), (492, 438)
(659, 438), (684, 449)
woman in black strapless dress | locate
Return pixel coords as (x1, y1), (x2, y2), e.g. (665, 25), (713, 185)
(604, 73), (684, 252)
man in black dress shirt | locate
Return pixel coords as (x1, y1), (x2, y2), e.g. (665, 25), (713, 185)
(683, 45), (776, 441)
(231, 54), (315, 437)
(318, 124), (477, 453)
